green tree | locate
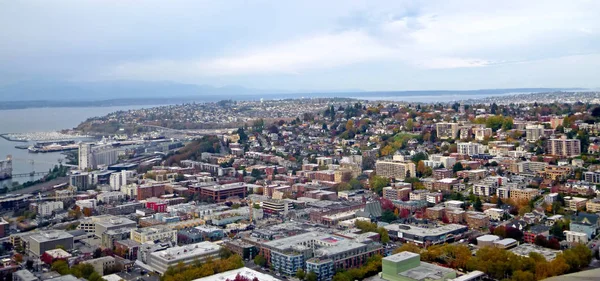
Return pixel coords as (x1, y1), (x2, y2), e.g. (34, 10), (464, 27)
(453, 162), (464, 173)
(305, 271), (318, 281)
(380, 210), (397, 223)
(473, 197), (483, 212)
(253, 254), (267, 267)
(296, 269), (306, 280)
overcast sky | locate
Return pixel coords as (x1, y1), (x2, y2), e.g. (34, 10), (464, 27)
(1, 0), (599, 91)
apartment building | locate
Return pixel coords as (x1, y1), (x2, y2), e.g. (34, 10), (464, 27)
(376, 160), (416, 180)
(130, 227), (177, 244)
(147, 242), (221, 274)
(547, 136), (581, 157)
(586, 199), (600, 213)
(584, 171), (600, 184)
(509, 188), (540, 202)
(565, 197), (588, 211)
(436, 123), (459, 139)
(457, 142), (486, 156)
(525, 125), (544, 142)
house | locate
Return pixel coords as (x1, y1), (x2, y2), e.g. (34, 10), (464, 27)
(570, 213), (599, 239)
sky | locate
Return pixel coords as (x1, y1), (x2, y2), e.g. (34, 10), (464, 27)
(1, 0), (599, 91)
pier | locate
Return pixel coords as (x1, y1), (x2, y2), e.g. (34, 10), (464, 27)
(11, 171), (49, 178)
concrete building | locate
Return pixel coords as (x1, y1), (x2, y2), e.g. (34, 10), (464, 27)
(457, 142), (486, 156)
(525, 125), (544, 142)
(261, 231), (383, 280)
(26, 230), (74, 256)
(384, 224), (468, 245)
(197, 182), (248, 202)
(83, 256), (116, 276)
(376, 161), (416, 180)
(547, 137), (581, 157)
(147, 242), (221, 274)
(130, 227), (177, 244)
(383, 187), (411, 201)
(77, 215), (137, 237)
(476, 235), (500, 247)
(381, 251), (456, 281)
(584, 171), (600, 184)
(586, 199), (600, 213)
(37, 201), (64, 217)
(13, 270), (38, 281)
(509, 188), (540, 202)
(436, 123), (459, 140)
(564, 197), (588, 211)
(191, 267), (279, 281)
(97, 191), (126, 204)
(564, 231), (588, 244)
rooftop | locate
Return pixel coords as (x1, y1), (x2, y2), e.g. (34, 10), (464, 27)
(191, 267), (280, 281)
(151, 241), (221, 261)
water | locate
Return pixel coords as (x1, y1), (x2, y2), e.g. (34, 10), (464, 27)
(0, 105), (166, 187)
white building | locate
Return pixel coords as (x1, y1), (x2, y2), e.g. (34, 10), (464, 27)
(147, 242), (221, 274)
(564, 230), (588, 244)
(525, 125), (544, 142)
(484, 208), (505, 221)
(75, 199), (97, 210)
(457, 142), (486, 156)
(97, 191), (126, 204)
(37, 201), (64, 217)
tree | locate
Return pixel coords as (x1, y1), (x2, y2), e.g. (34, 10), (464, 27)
(452, 162), (464, 173)
(473, 197), (483, 212)
(405, 119), (414, 131)
(296, 269), (306, 280)
(305, 271), (318, 281)
(380, 210), (397, 223)
(253, 254), (267, 267)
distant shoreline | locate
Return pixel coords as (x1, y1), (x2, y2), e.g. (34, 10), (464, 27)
(0, 88), (588, 110)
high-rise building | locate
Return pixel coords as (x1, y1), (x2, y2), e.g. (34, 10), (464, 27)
(457, 142), (486, 156)
(547, 137), (581, 157)
(525, 125), (545, 142)
(78, 143), (92, 170)
(376, 161), (416, 180)
(436, 123), (459, 139)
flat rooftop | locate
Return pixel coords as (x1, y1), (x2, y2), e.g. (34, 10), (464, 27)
(385, 223), (467, 237)
(151, 241), (221, 261)
(510, 244), (561, 261)
(29, 231), (73, 243)
(383, 251), (419, 263)
(400, 262), (456, 281)
(192, 267), (280, 281)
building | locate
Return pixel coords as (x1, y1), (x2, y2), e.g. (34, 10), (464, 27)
(97, 191), (126, 204)
(69, 172), (92, 190)
(514, 161), (548, 175)
(383, 187), (411, 201)
(40, 248), (72, 265)
(376, 161), (416, 180)
(77, 215), (137, 237)
(262, 199), (293, 215)
(223, 240), (258, 260)
(564, 231), (588, 244)
(524, 225), (550, 244)
(436, 123), (459, 140)
(384, 223), (468, 245)
(525, 125), (544, 142)
(13, 270), (38, 281)
(457, 142), (486, 156)
(130, 227), (177, 244)
(584, 171), (600, 184)
(191, 267), (279, 281)
(564, 197), (588, 211)
(37, 201), (64, 217)
(472, 184), (497, 197)
(197, 182), (248, 202)
(586, 199), (600, 213)
(137, 184), (165, 201)
(261, 231), (382, 280)
(474, 128), (492, 141)
(381, 251), (456, 281)
(82, 256), (116, 276)
(25, 230), (74, 256)
(102, 228), (135, 249)
(570, 213), (599, 239)
(494, 238), (518, 249)
(476, 235), (500, 247)
(147, 242), (221, 274)
(547, 137), (581, 157)
(484, 208), (505, 221)
(509, 188), (540, 202)
(78, 143), (92, 171)
(79, 144), (122, 170)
